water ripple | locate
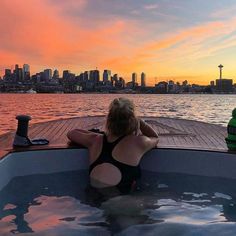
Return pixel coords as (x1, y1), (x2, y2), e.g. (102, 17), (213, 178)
(0, 94), (235, 135)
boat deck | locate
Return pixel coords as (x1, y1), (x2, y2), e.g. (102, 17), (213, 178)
(0, 116), (230, 159)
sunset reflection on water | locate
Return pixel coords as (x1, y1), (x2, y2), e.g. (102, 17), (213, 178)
(0, 94), (235, 135)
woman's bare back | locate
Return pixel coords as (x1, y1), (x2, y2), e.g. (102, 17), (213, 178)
(88, 134), (156, 188)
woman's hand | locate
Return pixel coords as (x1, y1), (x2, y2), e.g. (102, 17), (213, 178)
(139, 119), (158, 138)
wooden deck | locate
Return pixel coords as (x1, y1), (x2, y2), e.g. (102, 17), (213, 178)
(0, 116), (230, 159)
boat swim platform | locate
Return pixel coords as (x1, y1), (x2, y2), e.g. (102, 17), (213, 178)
(0, 116), (231, 159)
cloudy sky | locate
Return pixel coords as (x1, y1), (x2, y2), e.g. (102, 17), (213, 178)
(1, 0), (236, 84)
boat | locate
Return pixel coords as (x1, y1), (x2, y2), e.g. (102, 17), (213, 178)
(25, 88), (37, 94)
(0, 116), (236, 234)
(0, 115), (234, 189)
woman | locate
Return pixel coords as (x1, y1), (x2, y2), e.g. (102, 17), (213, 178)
(67, 97), (158, 193)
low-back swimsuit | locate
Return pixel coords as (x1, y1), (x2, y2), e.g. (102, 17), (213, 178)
(89, 134), (141, 194)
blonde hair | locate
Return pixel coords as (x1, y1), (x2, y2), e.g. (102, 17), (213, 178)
(106, 97), (139, 136)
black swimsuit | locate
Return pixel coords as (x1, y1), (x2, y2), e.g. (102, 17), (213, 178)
(89, 134), (141, 193)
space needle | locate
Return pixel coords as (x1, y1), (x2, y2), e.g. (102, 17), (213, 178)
(218, 64), (223, 80)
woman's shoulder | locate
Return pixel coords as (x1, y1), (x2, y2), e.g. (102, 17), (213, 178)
(67, 129), (104, 148)
(123, 134), (158, 149)
(121, 134), (149, 143)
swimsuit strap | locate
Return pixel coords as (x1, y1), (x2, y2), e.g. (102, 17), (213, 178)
(89, 134), (125, 173)
(103, 134), (126, 151)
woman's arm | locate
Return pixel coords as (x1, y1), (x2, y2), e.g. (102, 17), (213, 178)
(139, 119), (158, 138)
(67, 129), (98, 148)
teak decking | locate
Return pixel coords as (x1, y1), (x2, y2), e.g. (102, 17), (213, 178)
(0, 116), (229, 159)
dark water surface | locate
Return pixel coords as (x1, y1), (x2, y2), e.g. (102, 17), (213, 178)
(0, 94), (235, 135)
(1, 171), (236, 235)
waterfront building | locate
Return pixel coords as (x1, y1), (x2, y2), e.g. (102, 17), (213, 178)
(114, 77), (125, 89)
(4, 69), (11, 81)
(182, 80), (188, 86)
(113, 74), (119, 81)
(86, 80), (95, 90)
(84, 71), (89, 81)
(111, 74), (118, 87)
(40, 72), (44, 80)
(76, 73), (84, 82)
(155, 81), (168, 93)
(44, 69), (52, 82)
(215, 64), (233, 93)
(141, 72), (146, 87)
(216, 79), (233, 93)
(168, 80), (176, 93)
(126, 81), (134, 88)
(103, 70), (111, 83)
(31, 73), (41, 84)
(210, 81), (214, 87)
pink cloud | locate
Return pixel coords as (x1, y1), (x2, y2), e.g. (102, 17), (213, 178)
(1, 0), (236, 85)
(0, 0), (141, 75)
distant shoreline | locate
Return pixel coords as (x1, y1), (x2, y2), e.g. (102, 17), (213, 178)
(0, 92), (236, 95)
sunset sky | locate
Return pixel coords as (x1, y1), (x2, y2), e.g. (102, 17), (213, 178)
(1, 0), (236, 85)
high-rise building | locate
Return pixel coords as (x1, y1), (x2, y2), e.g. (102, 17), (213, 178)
(94, 70), (100, 84)
(13, 64), (20, 82)
(132, 73), (137, 87)
(23, 64), (30, 73)
(63, 70), (71, 80)
(119, 77), (125, 88)
(84, 71), (89, 81)
(90, 70), (100, 85)
(182, 80), (188, 86)
(4, 69), (11, 80)
(44, 69), (52, 82)
(141, 72), (146, 87)
(89, 71), (93, 81)
(112, 74), (119, 86)
(113, 74), (119, 81)
(103, 70), (111, 83)
(18, 68), (23, 82)
(53, 69), (59, 79)
(23, 64), (30, 81)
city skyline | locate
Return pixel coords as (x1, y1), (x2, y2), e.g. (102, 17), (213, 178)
(1, 1), (236, 85)
(1, 62), (235, 93)
(2, 62), (233, 85)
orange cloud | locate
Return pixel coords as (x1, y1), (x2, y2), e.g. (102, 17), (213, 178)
(102, 17), (236, 84)
(0, 0), (140, 75)
(1, 0), (236, 85)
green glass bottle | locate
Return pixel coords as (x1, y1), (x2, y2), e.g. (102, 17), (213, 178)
(226, 108), (236, 151)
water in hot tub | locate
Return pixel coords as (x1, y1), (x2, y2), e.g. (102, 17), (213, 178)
(1, 170), (236, 236)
